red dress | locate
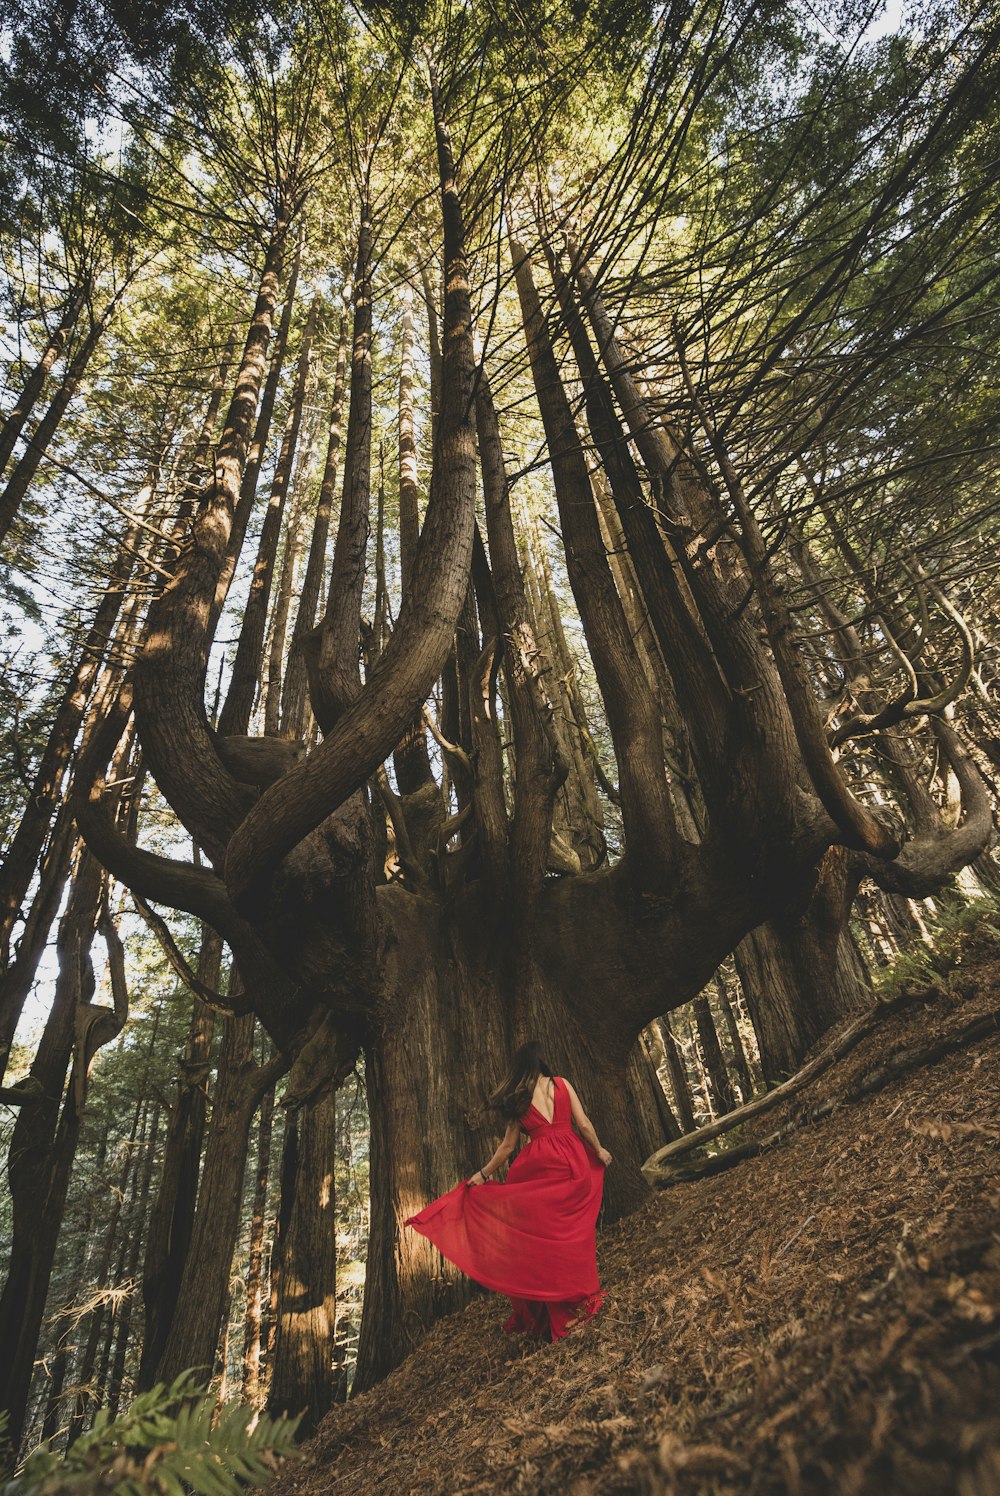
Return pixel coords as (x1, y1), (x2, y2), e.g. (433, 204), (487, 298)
(405, 1076), (605, 1340)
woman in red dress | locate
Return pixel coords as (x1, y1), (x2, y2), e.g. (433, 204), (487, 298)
(405, 1042), (613, 1340)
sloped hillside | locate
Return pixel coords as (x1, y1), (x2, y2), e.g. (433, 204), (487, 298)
(272, 945), (1000, 1495)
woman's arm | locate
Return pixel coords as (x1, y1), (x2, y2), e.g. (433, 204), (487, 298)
(469, 1119), (520, 1183)
(563, 1079), (613, 1166)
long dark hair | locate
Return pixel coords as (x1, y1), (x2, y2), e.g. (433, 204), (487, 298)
(488, 1041), (554, 1122)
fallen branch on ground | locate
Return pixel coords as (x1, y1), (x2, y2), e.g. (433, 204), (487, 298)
(645, 1002), (1000, 1186)
(642, 989), (922, 1182)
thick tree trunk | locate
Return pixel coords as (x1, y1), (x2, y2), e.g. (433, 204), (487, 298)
(267, 1088), (338, 1431)
(131, 205), (293, 865)
(734, 848), (870, 1082)
(354, 885), (670, 1393)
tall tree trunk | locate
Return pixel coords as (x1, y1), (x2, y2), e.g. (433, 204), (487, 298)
(267, 1088), (339, 1431)
(137, 941), (219, 1389)
(281, 309), (349, 737)
(107, 1099), (161, 1417)
(0, 822), (129, 1455)
(693, 993), (735, 1115)
(0, 805), (76, 1080)
(64, 1090), (145, 1444)
(656, 1016), (697, 1133)
(218, 297), (318, 737)
(734, 846), (870, 1082)
(241, 1084), (276, 1406)
(0, 469), (157, 989)
(304, 205), (373, 730)
(39, 1118), (109, 1444)
(714, 974), (756, 1103)
(213, 227), (304, 632)
(131, 203), (294, 863)
(0, 291), (123, 546)
(153, 1009), (284, 1386)
(393, 289), (436, 797)
(0, 281), (87, 475)
(263, 497), (306, 738)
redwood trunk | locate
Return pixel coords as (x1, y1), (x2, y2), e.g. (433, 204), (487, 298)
(267, 1088), (339, 1431)
(153, 1010), (283, 1385)
(137, 946), (219, 1389)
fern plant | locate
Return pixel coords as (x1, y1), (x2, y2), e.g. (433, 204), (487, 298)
(4, 1375), (302, 1496)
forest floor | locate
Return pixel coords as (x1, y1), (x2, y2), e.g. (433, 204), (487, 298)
(273, 935), (1000, 1495)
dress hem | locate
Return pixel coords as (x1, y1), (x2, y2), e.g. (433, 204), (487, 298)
(404, 1215), (600, 1303)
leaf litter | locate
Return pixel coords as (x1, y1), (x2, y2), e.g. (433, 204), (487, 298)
(271, 936), (1000, 1495)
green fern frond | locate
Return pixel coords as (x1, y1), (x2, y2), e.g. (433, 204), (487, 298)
(7, 1374), (302, 1496)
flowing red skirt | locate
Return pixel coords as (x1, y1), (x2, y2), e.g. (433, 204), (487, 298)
(405, 1081), (605, 1341)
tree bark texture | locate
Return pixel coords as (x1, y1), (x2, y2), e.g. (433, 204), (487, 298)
(153, 1009), (285, 1386)
(267, 1088), (338, 1432)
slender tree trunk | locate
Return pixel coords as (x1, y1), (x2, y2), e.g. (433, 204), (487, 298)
(0, 282), (87, 475)
(241, 1084), (275, 1406)
(168, 327), (239, 546)
(65, 1094), (145, 1444)
(656, 1016), (697, 1133)
(137, 944), (219, 1388)
(281, 309), (349, 736)
(714, 974), (756, 1103)
(153, 1009), (284, 1386)
(0, 446), (166, 991)
(693, 993), (735, 1115)
(263, 497), (306, 738)
(219, 297), (318, 737)
(40, 1120), (109, 1444)
(213, 227), (304, 632)
(511, 237), (677, 879)
(0, 806), (76, 1079)
(0, 845), (103, 1455)
(0, 292), (123, 546)
(393, 290), (436, 796)
(0, 814), (130, 1456)
(305, 205), (373, 729)
(107, 1099), (160, 1417)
